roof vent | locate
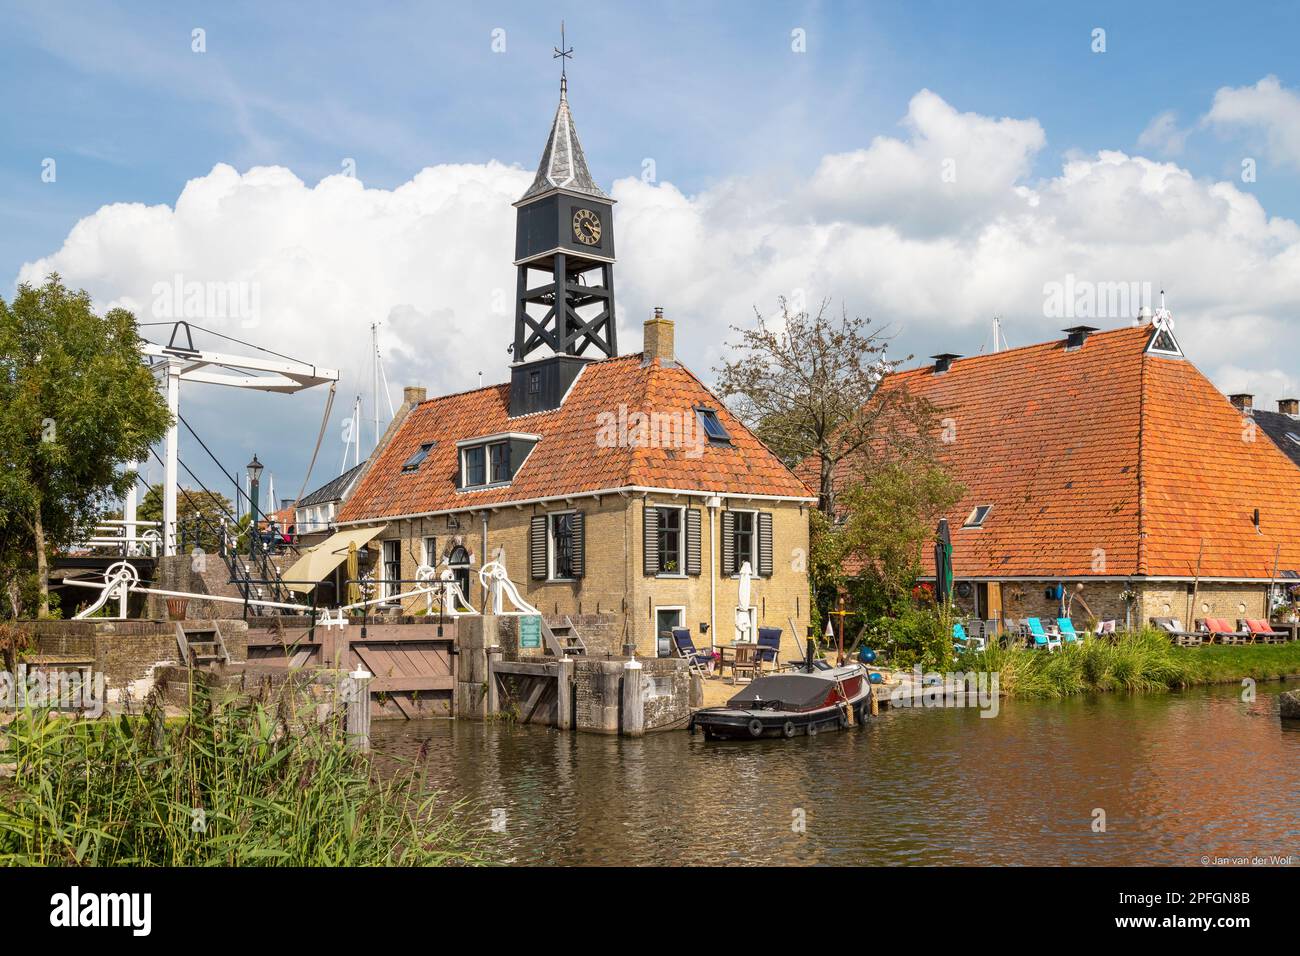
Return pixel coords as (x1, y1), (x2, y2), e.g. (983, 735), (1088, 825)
(1136, 305), (1153, 325)
(931, 353), (961, 374)
(1229, 393), (1254, 413)
(1279, 398), (1299, 417)
(1063, 325), (1098, 350)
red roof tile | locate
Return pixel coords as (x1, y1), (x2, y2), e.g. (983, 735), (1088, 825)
(338, 354), (813, 522)
(807, 325), (1300, 581)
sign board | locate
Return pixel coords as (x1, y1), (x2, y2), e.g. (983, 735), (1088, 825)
(519, 614), (542, 649)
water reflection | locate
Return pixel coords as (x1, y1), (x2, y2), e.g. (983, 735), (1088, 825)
(373, 682), (1300, 866)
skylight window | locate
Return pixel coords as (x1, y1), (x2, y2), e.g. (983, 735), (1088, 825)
(695, 407), (731, 444)
(963, 505), (993, 528)
(401, 442), (435, 472)
(1287, 433), (1300, 447)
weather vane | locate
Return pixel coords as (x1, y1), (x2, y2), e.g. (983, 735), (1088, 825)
(554, 20), (573, 92)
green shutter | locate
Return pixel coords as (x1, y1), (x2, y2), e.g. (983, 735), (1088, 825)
(570, 511), (585, 578)
(643, 505), (659, 576)
(757, 511), (773, 577)
(685, 508), (702, 576)
(530, 515), (548, 580)
(721, 510), (736, 577)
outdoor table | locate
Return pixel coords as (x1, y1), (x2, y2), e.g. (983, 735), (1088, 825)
(717, 642), (759, 682)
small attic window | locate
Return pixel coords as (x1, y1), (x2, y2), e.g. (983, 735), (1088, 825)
(401, 442), (435, 472)
(1287, 432), (1300, 447)
(1145, 326), (1183, 357)
(695, 407), (731, 444)
(963, 505), (993, 528)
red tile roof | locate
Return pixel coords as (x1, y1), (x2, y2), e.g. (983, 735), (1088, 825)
(809, 325), (1300, 581)
(337, 354), (814, 522)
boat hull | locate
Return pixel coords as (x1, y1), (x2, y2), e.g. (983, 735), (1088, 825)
(689, 668), (872, 740)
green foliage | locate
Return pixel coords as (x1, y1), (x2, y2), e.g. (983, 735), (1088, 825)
(0, 696), (492, 866)
(862, 604), (956, 671)
(0, 275), (171, 617)
(960, 629), (1205, 698)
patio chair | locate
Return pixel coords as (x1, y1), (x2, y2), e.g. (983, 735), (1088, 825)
(1243, 619), (1287, 645)
(1200, 617), (1246, 645)
(1095, 619), (1117, 637)
(1056, 618), (1084, 645)
(755, 626), (782, 673)
(672, 628), (715, 678)
(1026, 618), (1062, 652)
(952, 621), (987, 653)
(1150, 617), (1200, 646)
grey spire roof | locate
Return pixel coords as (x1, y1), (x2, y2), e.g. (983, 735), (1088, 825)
(520, 84), (608, 202)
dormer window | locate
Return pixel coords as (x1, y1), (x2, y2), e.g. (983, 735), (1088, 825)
(963, 505), (993, 528)
(401, 442), (435, 472)
(457, 432), (541, 490)
(695, 407), (731, 444)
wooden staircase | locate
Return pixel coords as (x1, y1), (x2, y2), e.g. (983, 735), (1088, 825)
(174, 622), (232, 668)
(542, 615), (586, 657)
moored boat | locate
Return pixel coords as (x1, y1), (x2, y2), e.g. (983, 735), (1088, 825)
(689, 653), (872, 741)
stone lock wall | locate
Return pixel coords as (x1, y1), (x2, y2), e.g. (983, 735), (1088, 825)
(572, 656), (693, 734)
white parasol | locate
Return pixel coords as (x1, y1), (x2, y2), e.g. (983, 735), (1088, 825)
(736, 560), (754, 642)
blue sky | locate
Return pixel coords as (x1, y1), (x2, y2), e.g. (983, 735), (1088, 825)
(4, 1), (1300, 502)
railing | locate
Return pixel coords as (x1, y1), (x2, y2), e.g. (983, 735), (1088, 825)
(71, 520), (162, 558)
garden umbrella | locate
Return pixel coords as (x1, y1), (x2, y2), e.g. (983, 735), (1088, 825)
(736, 560), (753, 641)
(934, 518), (953, 606)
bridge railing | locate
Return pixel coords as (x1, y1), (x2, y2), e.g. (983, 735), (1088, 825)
(71, 520), (162, 558)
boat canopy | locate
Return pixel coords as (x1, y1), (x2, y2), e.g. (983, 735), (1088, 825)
(727, 674), (833, 710)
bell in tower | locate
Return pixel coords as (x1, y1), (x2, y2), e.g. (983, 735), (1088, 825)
(509, 26), (617, 416)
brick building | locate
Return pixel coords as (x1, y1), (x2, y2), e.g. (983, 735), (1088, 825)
(816, 317), (1300, 629)
(316, 73), (816, 659)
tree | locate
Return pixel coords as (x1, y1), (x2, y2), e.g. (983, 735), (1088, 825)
(713, 297), (936, 516)
(0, 276), (171, 618)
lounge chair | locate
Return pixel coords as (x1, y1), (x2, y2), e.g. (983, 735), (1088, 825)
(1243, 619), (1287, 645)
(755, 626), (782, 673)
(1150, 617), (1200, 646)
(952, 621), (987, 653)
(672, 628), (715, 678)
(1056, 618), (1084, 645)
(1095, 619), (1117, 636)
(1200, 617), (1247, 645)
(1026, 617), (1062, 652)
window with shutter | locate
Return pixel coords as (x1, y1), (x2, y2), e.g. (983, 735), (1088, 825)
(685, 508), (701, 576)
(720, 510), (735, 577)
(529, 515), (548, 580)
(757, 511), (773, 577)
(643, 505), (659, 576)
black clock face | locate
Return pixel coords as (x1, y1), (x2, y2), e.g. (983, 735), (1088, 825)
(572, 208), (601, 246)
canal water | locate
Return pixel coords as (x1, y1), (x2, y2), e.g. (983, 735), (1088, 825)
(372, 681), (1300, 865)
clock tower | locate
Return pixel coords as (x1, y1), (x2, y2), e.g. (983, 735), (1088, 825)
(509, 32), (617, 416)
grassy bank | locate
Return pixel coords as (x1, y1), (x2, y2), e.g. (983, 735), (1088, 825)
(0, 696), (493, 866)
(959, 629), (1300, 699)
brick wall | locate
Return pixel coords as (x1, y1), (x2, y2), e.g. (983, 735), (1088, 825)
(353, 493), (813, 663)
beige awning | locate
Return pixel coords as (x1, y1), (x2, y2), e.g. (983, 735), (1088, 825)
(282, 525), (386, 594)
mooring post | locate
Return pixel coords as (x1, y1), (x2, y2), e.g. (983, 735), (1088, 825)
(345, 668), (372, 752)
(621, 657), (644, 737)
(487, 646), (502, 715)
(556, 657), (574, 730)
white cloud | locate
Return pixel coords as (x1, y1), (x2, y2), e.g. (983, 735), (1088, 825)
(1204, 75), (1300, 171)
(17, 89), (1300, 482)
(1137, 110), (1189, 156)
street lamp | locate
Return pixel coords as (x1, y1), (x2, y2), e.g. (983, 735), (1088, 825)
(246, 454), (263, 558)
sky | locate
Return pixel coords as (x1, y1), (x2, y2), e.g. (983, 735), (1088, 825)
(4, 1), (1300, 507)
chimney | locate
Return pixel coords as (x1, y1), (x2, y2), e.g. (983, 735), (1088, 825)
(403, 385), (427, 406)
(1278, 398), (1299, 417)
(931, 353), (961, 374)
(1228, 393), (1253, 413)
(1063, 325), (1099, 350)
(643, 307), (675, 365)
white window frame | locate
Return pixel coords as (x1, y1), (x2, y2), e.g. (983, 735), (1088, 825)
(655, 605), (686, 658)
(729, 508), (757, 577)
(655, 504), (687, 577)
(548, 510), (577, 582)
(381, 539), (402, 604)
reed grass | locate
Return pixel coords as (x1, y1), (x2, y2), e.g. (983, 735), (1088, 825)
(961, 628), (1213, 699)
(0, 693), (493, 866)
